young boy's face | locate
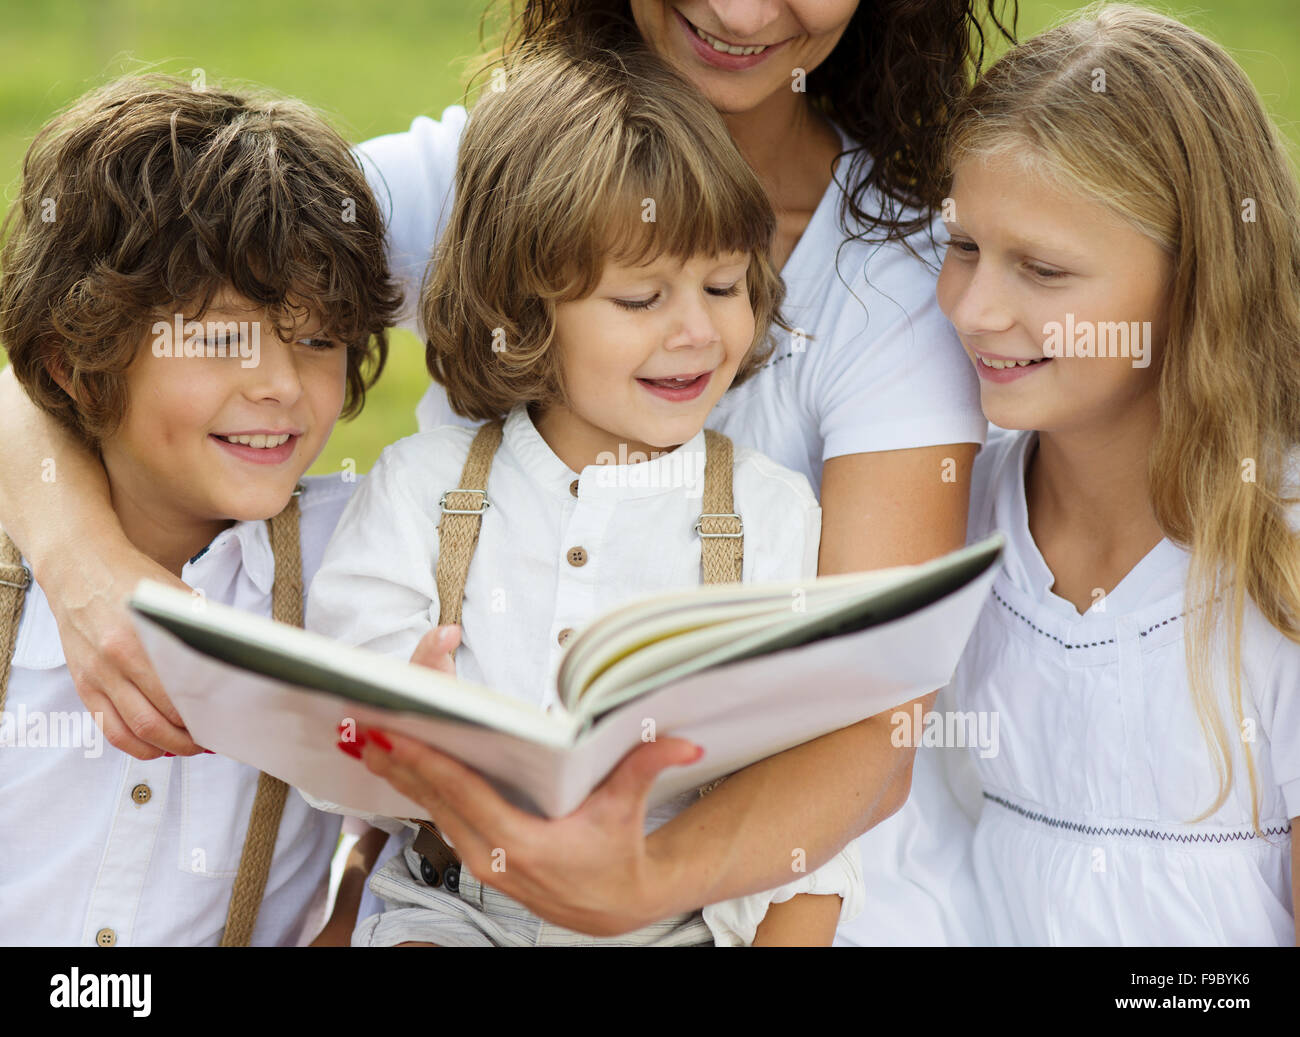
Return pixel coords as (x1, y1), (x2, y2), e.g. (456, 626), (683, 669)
(548, 250), (755, 455)
(100, 289), (346, 539)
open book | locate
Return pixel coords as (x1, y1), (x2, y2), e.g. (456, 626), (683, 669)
(129, 534), (1003, 818)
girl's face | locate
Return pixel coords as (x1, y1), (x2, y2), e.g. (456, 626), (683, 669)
(546, 250), (755, 457)
(100, 289), (345, 549)
(630, 1), (858, 114)
(936, 151), (1173, 435)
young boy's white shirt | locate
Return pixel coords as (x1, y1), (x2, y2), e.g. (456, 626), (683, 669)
(306, 403), (864, 945)
(0, 474), (355, 947)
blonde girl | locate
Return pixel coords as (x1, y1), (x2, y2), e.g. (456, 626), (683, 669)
(936, 4), (1300, 944)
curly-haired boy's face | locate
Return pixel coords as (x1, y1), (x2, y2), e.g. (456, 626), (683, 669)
(541, 250), (754, 465)
(98, 291), (346, 569)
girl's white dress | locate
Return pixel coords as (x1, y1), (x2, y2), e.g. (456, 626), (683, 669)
(950, 429), (1298, 945)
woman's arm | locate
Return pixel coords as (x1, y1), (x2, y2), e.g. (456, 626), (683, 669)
(361, 442), (976, 935)
(0, 367), (196, 757)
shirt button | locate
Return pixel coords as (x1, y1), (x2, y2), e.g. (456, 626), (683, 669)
(95, 927), (117, 947)
(130, 783), (152, 805)
(566, 547), (588, 567)
(569, 479), (579, 498)
(557, 627), (575, 646)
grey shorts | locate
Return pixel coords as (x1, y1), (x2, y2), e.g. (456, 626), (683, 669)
(352, 842), (713, 947)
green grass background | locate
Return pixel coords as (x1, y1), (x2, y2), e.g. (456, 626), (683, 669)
(1, 0), (1296, 476)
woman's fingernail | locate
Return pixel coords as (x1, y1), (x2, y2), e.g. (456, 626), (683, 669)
(163, 752), (175, 758)
(337, 740), (363, 760)
(202, 749), (215, 755)
(367, 729), (393, 752)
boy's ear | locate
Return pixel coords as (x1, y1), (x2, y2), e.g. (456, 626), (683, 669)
(43, 353), (75, 399)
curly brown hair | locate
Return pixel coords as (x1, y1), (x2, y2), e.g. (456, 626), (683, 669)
(0, 74), (402, 446)
(480, 1), (1019, 248)
(424, 43), (785, 421)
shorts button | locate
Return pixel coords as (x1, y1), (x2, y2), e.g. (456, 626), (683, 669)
(420, 856), (441, 887)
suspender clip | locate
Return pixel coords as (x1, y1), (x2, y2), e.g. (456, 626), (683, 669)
(694, 513), (743, 538)
(439, 489), (491, 516)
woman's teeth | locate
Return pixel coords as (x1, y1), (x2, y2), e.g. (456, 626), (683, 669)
(692, 23), (769, 55)
(978, 356), (1048, 370)
(217, 433), (292, 448)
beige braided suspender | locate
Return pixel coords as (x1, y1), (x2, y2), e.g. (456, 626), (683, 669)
(0, 496), (305, 947)
(434, 419), (505, 634)
(219, 492), (303, 946)
(0, 531), (32, 716)
(698, 430), (744, 584)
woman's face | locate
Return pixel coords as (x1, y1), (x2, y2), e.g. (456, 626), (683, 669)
(630, 1), (858, 114)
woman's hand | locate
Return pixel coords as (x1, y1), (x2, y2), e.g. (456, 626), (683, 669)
(358, 728), (701, 936)
(46, 544), (201, 759)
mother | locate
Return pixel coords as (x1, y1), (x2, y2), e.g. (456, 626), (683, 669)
(0, 1), (1012, 941)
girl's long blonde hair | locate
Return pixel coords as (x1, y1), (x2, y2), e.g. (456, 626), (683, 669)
(946, 4), (1300, 828)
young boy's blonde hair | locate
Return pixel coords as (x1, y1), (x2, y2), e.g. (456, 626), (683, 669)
(423, 42), (785, 421)
(0, 74), (402, 447)
(944, 4), (1300, 830)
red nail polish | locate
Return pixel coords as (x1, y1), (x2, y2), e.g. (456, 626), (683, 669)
(163, 752), (175, 758)
(202, 749), (215, 755)
(337, 740), (363, 760)
(367, 729), (393, 752)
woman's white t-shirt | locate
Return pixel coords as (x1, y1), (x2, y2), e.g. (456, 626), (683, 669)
(353, 109), (989, 944)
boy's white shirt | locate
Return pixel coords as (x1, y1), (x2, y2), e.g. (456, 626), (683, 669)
(0, 474), (355, 947)
(306, 403), (864, 945)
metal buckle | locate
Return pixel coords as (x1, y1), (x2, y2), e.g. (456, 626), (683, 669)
(0, 566), (31, 591)
(694, 513), (743, 538)
(439, 489), (491, 516)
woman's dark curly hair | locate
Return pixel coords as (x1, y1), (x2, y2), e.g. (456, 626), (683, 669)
(480, 1), (1018, 247)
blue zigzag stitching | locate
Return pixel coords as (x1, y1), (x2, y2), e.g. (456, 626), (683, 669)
(990, 589), (1182, 650)
(984, 792), (1292, 844)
